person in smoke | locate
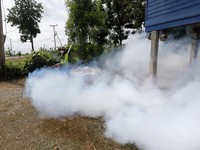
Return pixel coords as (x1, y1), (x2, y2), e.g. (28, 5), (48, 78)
(56, 46), (68, 67)
(56, 46), (71, 75)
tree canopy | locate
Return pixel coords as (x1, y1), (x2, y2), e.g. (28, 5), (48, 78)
(7, 0), (43, 51)
(65, 0), (109, 62)
(103, 0), (145, 47)
(65, 0), (145, 62)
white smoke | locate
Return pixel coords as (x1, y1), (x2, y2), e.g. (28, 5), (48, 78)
(24, 33), (200, 150)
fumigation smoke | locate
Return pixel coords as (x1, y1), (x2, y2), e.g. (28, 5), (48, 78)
(24, 33), (200, 150)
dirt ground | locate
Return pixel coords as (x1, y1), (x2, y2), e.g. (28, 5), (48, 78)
(0, 79), (138, 150)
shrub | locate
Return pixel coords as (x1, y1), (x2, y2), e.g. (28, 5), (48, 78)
(24, 51), (59, 73)
(5, 59), (26, 80)
(5, 51), (60, 80)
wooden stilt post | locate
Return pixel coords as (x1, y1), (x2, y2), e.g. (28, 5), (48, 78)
(189, 28), (200, 68)
(149, 30), (159, 84)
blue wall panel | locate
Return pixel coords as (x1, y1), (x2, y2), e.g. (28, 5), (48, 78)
(145, 0), (200, 32)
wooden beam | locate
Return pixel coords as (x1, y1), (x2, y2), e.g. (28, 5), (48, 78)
(149, 30), (159, 83)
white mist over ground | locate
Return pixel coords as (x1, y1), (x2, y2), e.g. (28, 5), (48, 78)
(24, 33), (200, 150)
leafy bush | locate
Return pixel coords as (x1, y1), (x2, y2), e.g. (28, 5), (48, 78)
(5, 59), (26, 80)
(24, 51), (59, 73)
(5, 51), (60, 80)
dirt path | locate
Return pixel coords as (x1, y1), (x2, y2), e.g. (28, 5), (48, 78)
(0, 79), (138, 150)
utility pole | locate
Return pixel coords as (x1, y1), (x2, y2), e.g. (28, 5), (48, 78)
(0, 0), (5, 81)
(10, 39), (12, 50)
(50, 24), (58, 50)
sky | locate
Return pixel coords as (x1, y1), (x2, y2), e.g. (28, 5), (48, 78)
(3, 0), (68, 54)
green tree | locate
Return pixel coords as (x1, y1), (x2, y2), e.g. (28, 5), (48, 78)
(5, 47), (13, 56)
(103, 0), (145, 47)
(7, 0), (43, 51)
(17, 51), (22, 57)
(125, 0), (146, 31)
(65, 0), (109, 62)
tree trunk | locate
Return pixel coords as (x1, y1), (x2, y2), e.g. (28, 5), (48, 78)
(119, 27), (122, 48)
(31, 36), (34, 51)
(120, 39), (122, 48)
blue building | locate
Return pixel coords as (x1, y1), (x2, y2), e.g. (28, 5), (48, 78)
(145, 0), (200, 32)
(145, 0), (200, 83)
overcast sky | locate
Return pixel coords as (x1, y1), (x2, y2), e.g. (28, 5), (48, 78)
(3, 0), (69, 54)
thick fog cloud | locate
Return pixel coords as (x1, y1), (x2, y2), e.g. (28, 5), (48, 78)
(24, 33), (200, 150)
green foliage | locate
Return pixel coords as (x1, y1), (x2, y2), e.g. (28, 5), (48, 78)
(65, 0), (106, 43)
(17, 51), (22, 57)
(5, 59), (26, 80)
(5, 51), (59, 80)
(38, 46), (48, 51)
(65, 0), (109, 62)
(103, 0), (145, 47)
(125, 0), (146, 31)
(24, 51), (59, 73)
(65, 42), (105, 63)
(5, 49), (13, 56)
(7, 0), (43, 51)
(65, 44), (79, 63)
(65, 0), (145, 63)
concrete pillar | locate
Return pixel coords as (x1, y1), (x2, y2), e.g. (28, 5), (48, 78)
(149, 30), (159, 83)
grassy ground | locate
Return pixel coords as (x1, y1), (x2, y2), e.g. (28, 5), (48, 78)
(0, 79), (139, 150)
